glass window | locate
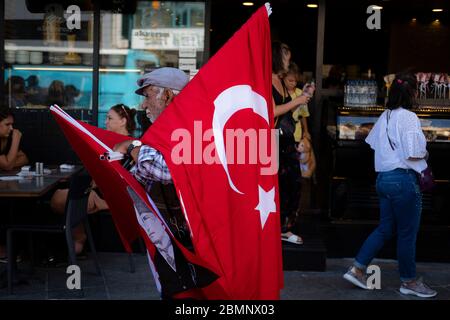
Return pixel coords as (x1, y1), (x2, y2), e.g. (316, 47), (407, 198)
(4, 0), (94, 110)
(321, 3), (394, 90)
(99, 1), (206, 136)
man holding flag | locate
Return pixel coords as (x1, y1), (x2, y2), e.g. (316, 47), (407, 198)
(114, 67), (217, 299)
(61, 3), (282, 300)
(115, 67), (193, 247)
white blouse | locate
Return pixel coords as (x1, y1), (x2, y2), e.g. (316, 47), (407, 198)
(365, 107), (428, 173)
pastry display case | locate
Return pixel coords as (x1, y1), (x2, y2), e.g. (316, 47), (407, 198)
(325, 99), (450, 224)
(334, 105), (450, 143)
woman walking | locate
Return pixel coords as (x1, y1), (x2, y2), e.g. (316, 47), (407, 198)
(343, 72), (437, 298)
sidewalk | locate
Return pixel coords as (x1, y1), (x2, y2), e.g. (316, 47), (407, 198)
(282, 258), (450, 300)
(1, 253), (449, 300)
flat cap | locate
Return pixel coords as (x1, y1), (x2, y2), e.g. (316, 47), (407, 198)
(135, 67), (189, 96)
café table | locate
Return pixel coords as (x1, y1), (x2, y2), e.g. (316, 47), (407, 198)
(0, 165), (83, 292)
(0, 165), (83, 198)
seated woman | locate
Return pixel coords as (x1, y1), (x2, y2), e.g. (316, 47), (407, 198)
(0, 107), (29, 260)
(0, 108), (29, 171)
(50, 104), (136, 254)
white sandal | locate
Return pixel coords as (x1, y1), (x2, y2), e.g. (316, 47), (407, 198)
(281, 233), (303, 245)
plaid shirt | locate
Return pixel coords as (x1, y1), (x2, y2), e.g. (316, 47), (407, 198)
(131, 145), (172, 194)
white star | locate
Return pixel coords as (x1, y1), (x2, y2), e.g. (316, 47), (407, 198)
(255, 185), (276, 229)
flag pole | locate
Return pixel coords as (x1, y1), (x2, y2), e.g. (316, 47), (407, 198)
(265, 2), (272, 16)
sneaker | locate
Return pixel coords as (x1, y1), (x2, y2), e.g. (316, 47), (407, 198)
(343, 266), (369, 290)
(400, 278), (437, 298)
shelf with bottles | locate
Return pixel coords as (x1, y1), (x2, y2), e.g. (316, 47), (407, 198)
(5, 44), (129, 55)
(5, 43), (131, 67)
(343, 80), (379, 108)
(5, 64), (140, 74)
(5, 55), (134, 68)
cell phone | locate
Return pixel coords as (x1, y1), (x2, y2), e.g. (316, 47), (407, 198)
(302, 81), (316, 97)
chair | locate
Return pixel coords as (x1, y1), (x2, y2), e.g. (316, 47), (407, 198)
(6, 170), (101, 294)
(90, 208), (143, 273)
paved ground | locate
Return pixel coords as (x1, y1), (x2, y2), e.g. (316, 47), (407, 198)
(1, 253), (449, 300)
(282, 258), (450, 300)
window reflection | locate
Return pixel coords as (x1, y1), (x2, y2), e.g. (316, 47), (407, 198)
(4, 0), (93, 109)
(98, 1), (206, 135)
(3, 0), (206, 133)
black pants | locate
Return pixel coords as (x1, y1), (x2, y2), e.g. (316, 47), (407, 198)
(278, 153), (301, 233)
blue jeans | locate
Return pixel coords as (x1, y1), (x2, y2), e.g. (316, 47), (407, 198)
(354, 168), (422, 282)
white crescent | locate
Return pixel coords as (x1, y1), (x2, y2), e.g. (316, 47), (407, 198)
(212, 85), (269, 194)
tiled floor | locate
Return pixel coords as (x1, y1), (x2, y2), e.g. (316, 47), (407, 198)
(1, 254), (449, 300)
(281, 258), (450, 300)
(0, 252), (160, 300)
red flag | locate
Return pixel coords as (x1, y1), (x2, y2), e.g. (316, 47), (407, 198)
(50, 105), (223, 299)
(142, 5), (282, 299)
(50, 108), (139, 252)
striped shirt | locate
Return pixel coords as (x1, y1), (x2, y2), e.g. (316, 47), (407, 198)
(131, 145), (172, 194)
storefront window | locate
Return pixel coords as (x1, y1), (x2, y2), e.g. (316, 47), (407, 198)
(98, 1), (206, 135)
(99, 1), (205, 135)
(3, 0), (94, 110)
(2, 0), (207, 130)
(322, 2), (389, 90)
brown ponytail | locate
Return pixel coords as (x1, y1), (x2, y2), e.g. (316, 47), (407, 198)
(386, 72), (418, 110)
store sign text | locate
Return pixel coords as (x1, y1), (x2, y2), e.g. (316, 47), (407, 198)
(131, 28), (204, 50)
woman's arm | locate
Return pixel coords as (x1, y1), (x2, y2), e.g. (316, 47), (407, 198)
(273, 95), (310, 118)
(0, 129), (22, 171)
(402, 113), (428, 162)
(13, 150), (29, 168)
(408, 150), (428, 161)
(301, 117), (311, 140)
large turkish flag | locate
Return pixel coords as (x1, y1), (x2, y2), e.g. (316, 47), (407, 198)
(142, 4), (282, 299)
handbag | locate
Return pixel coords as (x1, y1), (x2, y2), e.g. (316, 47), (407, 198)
(276, 112), (296, 138)
(275, 81), (296, 138)
(417, 166), (436, 193)
(386, 111), (436, 192)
